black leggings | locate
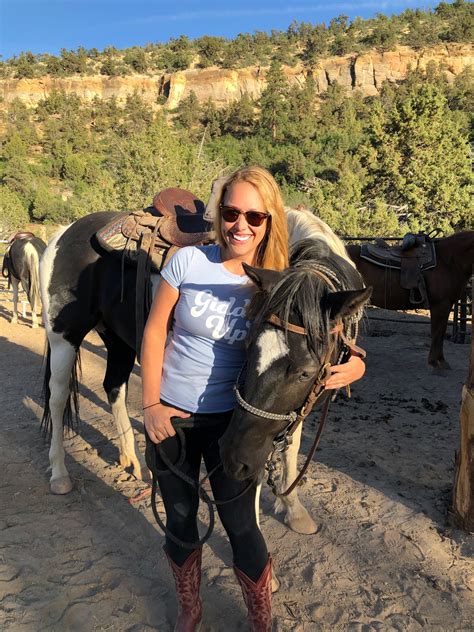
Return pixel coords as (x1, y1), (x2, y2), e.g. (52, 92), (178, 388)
(145, 410), (268, 581)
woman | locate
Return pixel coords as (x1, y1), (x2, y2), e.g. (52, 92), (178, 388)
(141, 166), (365, 632)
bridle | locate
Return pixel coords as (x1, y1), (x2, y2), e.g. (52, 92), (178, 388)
(234, 264), (366, 497)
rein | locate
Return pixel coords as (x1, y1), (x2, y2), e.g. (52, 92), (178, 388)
(148, 422), (255, 550)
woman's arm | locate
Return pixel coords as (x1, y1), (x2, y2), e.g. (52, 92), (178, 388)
(141, 278), (190, 443)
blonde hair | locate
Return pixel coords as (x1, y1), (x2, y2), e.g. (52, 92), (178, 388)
(214, 166), (289, 271)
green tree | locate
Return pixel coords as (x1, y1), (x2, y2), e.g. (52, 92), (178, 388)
(3, 132), (28, 161)
(196, 36), (226, 68)
(222, 93), (255, 137)
(365, 85), (472, 231)
(301, 25), (328, 67)
(123, 48), (148, 73)
(31, 183), (72, 223)
(200, 99), (223, 138)
(13, 51), (38, 78)
(0, 186), (30, 237)
(259, 60), (290, 141)
(2, 156), (35, 204)
(176, 91), (202, 131)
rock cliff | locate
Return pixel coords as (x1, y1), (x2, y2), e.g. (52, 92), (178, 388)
(1, 45), (472, 108)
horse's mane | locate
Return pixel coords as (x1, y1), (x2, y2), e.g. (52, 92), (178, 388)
(285, 206), (354, 266)
(249, 238), (360, 356)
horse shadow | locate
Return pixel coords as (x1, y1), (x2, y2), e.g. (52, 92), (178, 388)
(0, 333), (248, 630)
(297, 319), (466, 528)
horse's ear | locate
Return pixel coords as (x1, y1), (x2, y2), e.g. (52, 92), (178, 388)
(325, 287), (372, 321)
(243, 263), (282, 291)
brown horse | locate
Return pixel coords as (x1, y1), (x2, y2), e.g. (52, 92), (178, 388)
(347, 231), (474, 371)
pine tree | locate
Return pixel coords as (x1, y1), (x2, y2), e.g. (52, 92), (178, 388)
(366, 85), (473, 231)
(259, 60), (290, 141)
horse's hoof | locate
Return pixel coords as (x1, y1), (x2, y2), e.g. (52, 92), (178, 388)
(50, 476), (73, 494)
(32, 323), (39, 329)
(119, 453), (132, 469)
(284, 512), (319, 535)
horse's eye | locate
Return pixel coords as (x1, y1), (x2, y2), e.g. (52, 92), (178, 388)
(298, 371), (314, 382)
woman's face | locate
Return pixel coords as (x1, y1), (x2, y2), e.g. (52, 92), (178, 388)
(220, 181), (269, 264)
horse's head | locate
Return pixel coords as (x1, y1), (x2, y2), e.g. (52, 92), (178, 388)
(220, 239), (371, 481)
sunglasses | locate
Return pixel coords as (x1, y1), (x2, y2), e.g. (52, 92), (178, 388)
(220, 205), (270, 227)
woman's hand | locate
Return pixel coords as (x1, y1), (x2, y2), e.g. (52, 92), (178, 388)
(325, 355), (366, 390)
(144, 403), (191, 444)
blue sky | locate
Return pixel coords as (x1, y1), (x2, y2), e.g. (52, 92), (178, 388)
(1, 0), (439, 59)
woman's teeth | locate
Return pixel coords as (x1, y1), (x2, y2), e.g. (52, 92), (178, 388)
(231, 234), (251, 242)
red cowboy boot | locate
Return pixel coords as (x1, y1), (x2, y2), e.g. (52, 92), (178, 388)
(234, 555), (272, 632)
(165, 547), (203, 632)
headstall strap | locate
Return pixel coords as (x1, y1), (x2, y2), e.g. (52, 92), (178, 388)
(267, 313), (306, 336)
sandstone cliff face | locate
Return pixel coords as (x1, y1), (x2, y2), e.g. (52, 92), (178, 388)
(1, 45), (472, 109)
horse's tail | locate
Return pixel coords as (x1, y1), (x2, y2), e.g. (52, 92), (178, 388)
(2, 247), (12, 287)
(23, 241), (41, 314)
(41, 341), (82, 437)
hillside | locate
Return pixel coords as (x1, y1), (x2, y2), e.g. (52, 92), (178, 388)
(1, 45), (472, 109)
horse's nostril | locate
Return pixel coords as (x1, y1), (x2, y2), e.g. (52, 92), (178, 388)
(223, 457), (250, 481)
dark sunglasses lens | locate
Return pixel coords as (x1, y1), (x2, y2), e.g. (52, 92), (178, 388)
(221, 207), (240, 222)
(245, 212), (268, 227)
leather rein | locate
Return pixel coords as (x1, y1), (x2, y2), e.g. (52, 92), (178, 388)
(234, 265), (366, 498)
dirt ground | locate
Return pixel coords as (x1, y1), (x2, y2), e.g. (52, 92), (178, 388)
(0, 297), (472, 631)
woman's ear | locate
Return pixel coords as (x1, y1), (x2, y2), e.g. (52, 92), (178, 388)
(243, 263), (282, 292)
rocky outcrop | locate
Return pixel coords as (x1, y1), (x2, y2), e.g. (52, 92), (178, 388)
(1, 45), (472, 108)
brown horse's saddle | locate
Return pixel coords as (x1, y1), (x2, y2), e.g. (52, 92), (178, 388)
(360, 232), (437, 307)
(9, 231), (35, 242)
(95, 188), (215, 361)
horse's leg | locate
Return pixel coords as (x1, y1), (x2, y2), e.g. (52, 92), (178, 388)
(99, 330), (148, 480)
(22, 242), (41, 328)
(48, 332), (78, 494)
(275, 423), (318, 534)
(10, 276), (19, 324)
(29, 291), (39, 328)
(429, 299), (452, 371)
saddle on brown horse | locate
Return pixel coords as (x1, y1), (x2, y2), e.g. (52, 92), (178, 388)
(95, 188), (214, 360)
(359, 232), (437, 308)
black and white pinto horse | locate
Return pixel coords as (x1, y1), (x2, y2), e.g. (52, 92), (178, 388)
(2, 234), (46, 328)
(220, 239), (370, 483)
(40, 206), (356, 535)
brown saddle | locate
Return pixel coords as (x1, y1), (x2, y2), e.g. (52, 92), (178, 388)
(95, 188), (215, 361)
(9, 231), (35, 243)
(360, 232), (437, 307)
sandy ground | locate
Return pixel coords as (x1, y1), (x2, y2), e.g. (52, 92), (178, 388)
(0, 296), (472, 632)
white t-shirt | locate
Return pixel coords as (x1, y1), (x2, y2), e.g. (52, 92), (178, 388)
(160, 244), (254, 413)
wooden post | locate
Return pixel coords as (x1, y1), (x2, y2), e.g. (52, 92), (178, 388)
(452, 279), (474, 531)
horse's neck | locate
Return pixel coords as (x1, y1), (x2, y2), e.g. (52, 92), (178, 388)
(438, 233), (474, 277)
(285, 208), (352, 265)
